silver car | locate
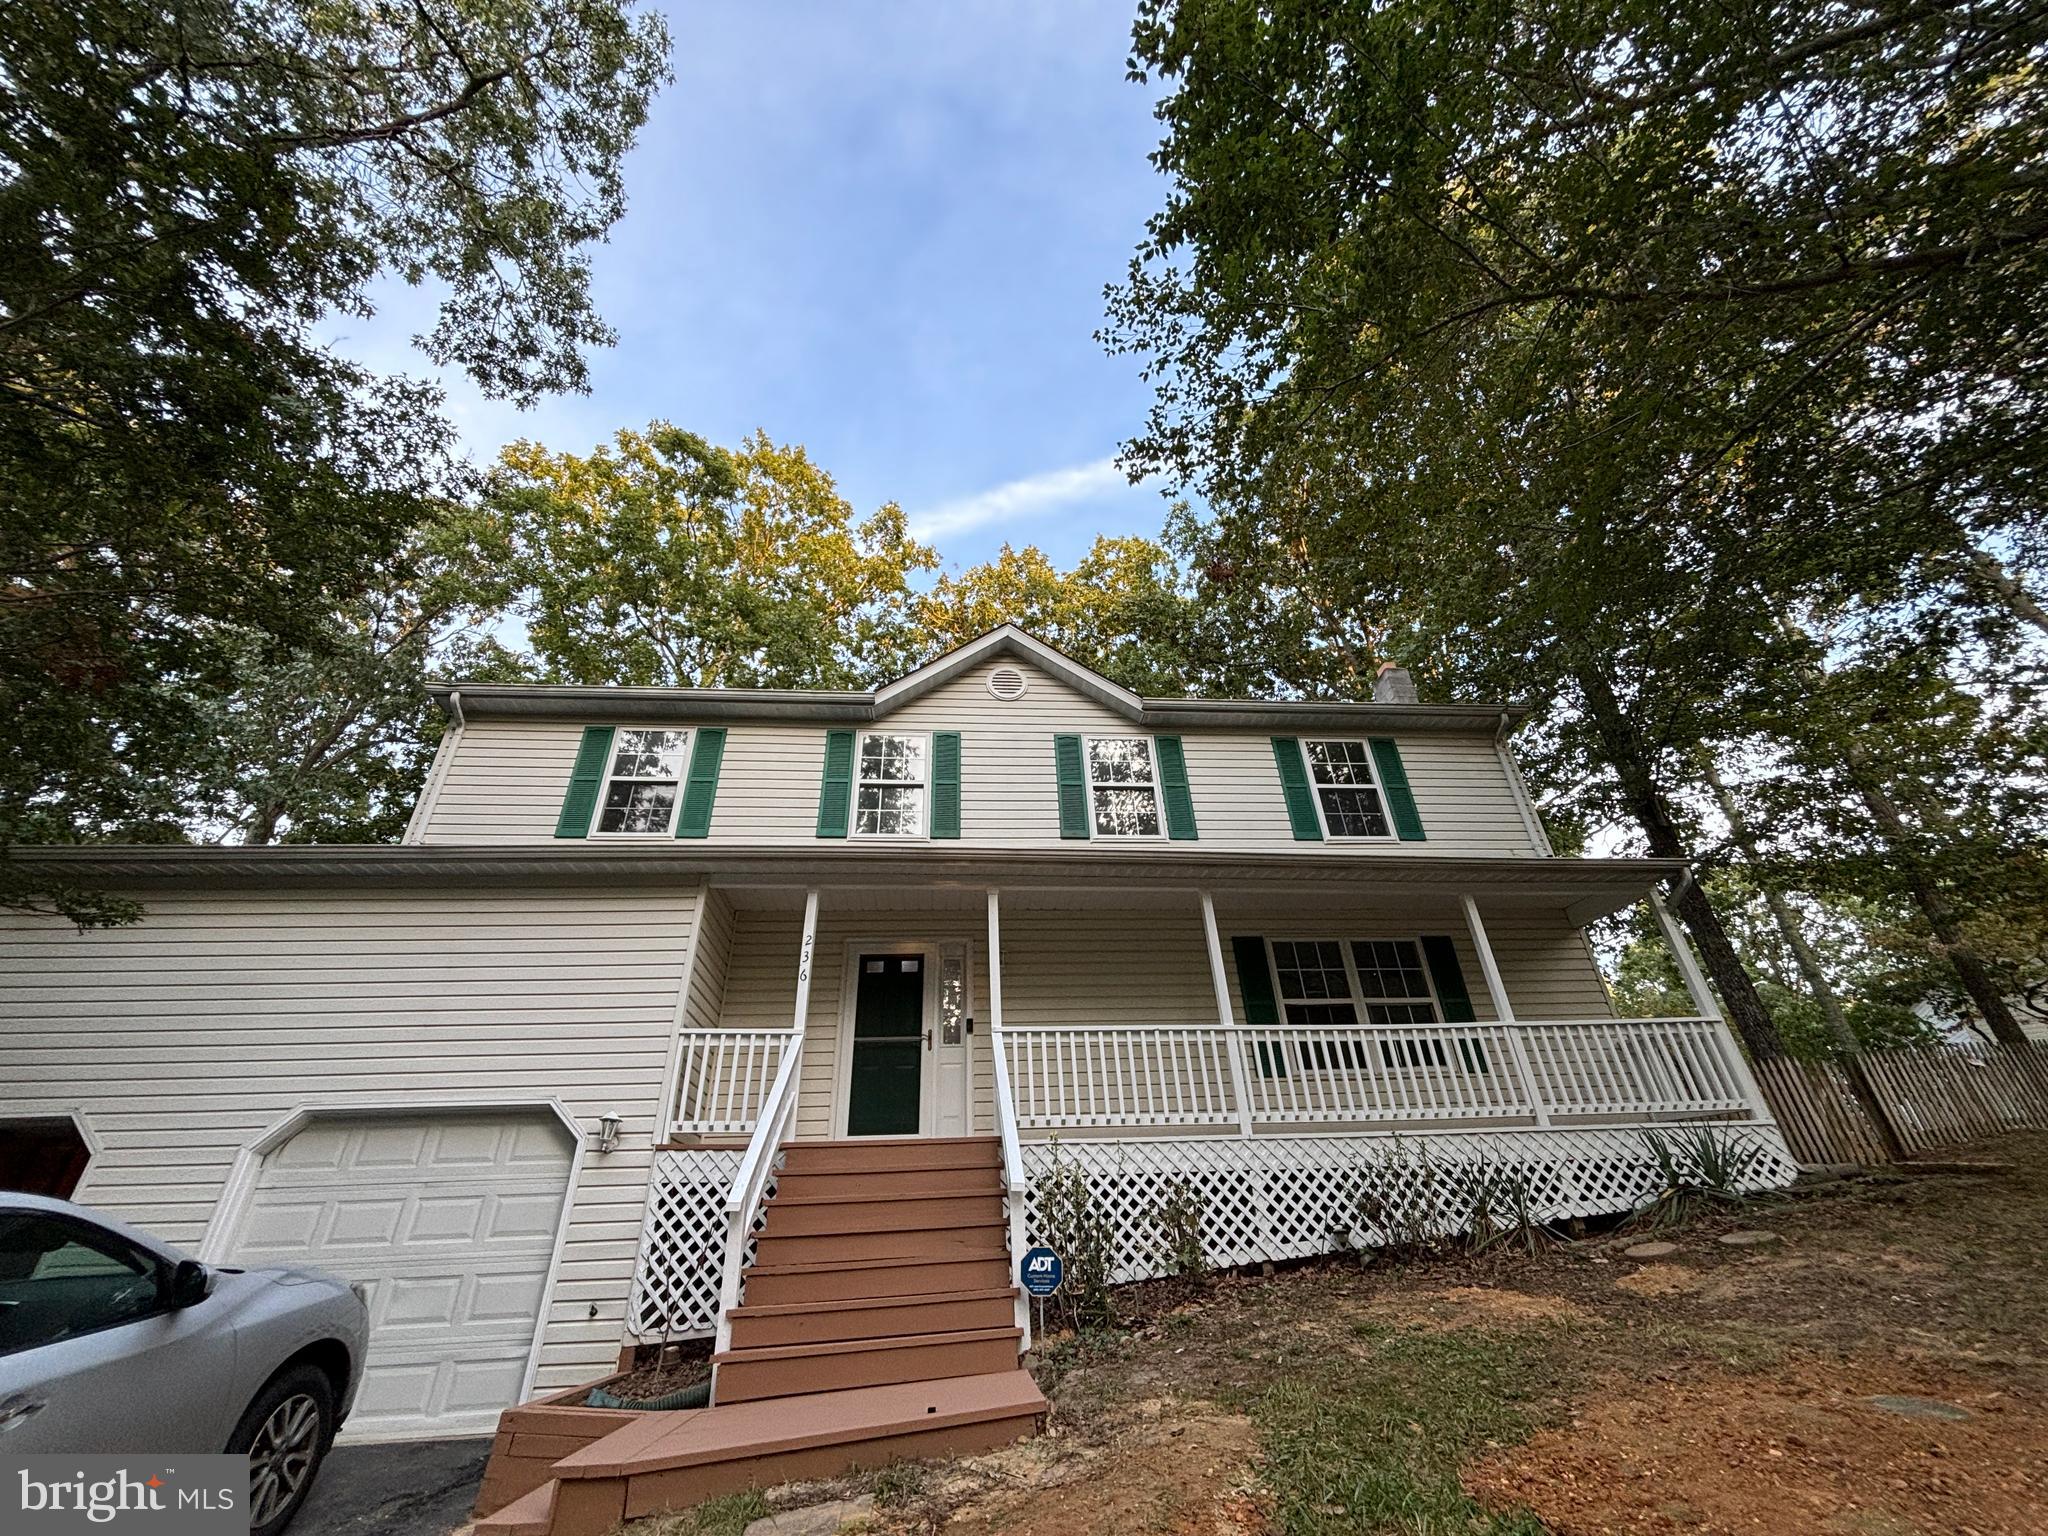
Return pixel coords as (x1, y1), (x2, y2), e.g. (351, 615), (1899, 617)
(0, 1193), (370, 1536)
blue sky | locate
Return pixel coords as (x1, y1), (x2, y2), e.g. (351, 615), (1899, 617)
(327, 2), (1179, 575)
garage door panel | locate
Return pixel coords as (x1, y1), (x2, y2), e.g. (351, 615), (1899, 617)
(228, 1110), (575, 1438)
(354, 1122), (434, 1168)
(327, 1198), (409, 1248)
(406, 1192), (488, 1242)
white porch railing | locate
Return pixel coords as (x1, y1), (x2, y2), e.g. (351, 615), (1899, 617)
(671, 1028), (795, 1135)
(999, 1016), (1753, 1132)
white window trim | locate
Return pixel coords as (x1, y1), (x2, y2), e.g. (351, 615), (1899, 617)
(1302, 738), (1400, 842)
(1083, 734), (1166, 840)
(850, 729), (932, 840)
(588, 726), (690, 839)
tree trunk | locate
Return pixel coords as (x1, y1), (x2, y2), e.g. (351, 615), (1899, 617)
(244, 803), (285, 845)
(1703, 760), (1857, 1055)
(1573, 666), (1787, 1059)
(1704, 759), (1906, 1159)
(1841, 749), (2027, 1045)
(1963, 545), (2048, 639)
(1772, 613), (2029, 1045)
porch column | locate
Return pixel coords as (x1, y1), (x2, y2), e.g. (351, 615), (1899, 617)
(1460, 895), (1552, 1128)
(1199, 891), (1258, 1136)
(791, 888), (820, 1031)
(1650, 885), (1774, 1121)
(986, 889), (1032, 1343)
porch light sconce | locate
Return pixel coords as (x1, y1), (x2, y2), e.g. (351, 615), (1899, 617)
(595, 1110), (623, 1154)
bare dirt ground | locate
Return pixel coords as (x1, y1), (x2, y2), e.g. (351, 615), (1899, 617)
(632, 1132), (2048, 1535)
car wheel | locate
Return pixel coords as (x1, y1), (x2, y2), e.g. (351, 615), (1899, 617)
(226, 1364), (334, 1536)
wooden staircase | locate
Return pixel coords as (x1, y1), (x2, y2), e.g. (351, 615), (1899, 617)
(474, 1136), (1043, 1536)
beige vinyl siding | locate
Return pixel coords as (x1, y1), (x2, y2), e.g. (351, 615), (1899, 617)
(0, 887), (698, 1391)
(713, 908), (996, 1141)
(680, 888), (735, 1034)
(417, 659), (1542, 856)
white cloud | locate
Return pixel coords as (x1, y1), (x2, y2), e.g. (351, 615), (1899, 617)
(908, 457), (1133, 540)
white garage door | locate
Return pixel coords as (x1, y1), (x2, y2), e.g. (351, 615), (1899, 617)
(229, 1110), (576, 1439)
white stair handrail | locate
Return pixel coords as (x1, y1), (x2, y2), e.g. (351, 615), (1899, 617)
(712, 890), (817, 1356)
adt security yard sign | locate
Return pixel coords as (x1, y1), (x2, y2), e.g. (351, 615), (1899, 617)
(1020, 1246), (1063, 1297)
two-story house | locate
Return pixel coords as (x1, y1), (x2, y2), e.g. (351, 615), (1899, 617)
(1, 626), (1794, 1482)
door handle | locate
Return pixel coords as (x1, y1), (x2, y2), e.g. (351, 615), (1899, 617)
(0, 1394), (47, 1432)
(925, 1029), (933, 1051)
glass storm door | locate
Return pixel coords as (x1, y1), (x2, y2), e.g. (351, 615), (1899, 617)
(848, 954), (925, 1136)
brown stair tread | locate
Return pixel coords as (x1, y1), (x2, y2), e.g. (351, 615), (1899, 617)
(734, 1286), (1016, 1319)
(555, 1370), (1045, 1479)
(714, 1324), (1019, 1366)
(766, 1188), (998, 1208)
(745, 1252), (1001, 1277)
(473, 1478), (555, 1535)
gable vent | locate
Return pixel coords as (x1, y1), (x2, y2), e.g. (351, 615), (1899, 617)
(987, 665), (1028, 701)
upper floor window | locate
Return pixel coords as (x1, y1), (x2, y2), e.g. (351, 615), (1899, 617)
(855, 732), (926, 836)
(596, 729), (688, 835)
(1303, 740), (1392, 839)
(1086, 736), (1161, 836)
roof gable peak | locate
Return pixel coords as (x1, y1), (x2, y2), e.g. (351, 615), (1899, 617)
(872, 625), (1144, 720)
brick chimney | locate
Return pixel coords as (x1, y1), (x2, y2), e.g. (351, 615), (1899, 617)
(1372, 661), (1418, 704)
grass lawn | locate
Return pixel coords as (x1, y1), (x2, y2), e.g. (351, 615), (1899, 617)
(623, 1133), (2048, 1535)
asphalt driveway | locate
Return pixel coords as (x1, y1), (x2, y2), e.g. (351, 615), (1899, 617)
(296, 1435), (493, 1536)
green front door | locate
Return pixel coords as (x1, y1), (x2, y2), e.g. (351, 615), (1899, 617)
(848, 954), (924, 1136)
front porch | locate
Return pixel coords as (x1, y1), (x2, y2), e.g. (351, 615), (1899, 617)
(626, 861), (1797, 1346)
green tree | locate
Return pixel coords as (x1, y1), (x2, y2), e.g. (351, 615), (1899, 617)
(916, 535), (1198, 693)
(108, 510), (533, 846)
(4, 0), (671, 918)
(1106, 0), (2048, 1056)
(480, 425), (939, 689)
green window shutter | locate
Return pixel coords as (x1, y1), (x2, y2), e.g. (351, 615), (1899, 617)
(816, 729), (855, 838)
(555, 726), (615, 839)
(931, 731), (962, 839)
(674, 727), (726, 839)
(1369, 737), (1426, 841)
(1154, 735), (1198, 840)
(1419, 935), (1477, 1023)
(1270, 736), (1322, 841)
(1053, 734), (1089, 839)
(1231, 935), (1286, 1078)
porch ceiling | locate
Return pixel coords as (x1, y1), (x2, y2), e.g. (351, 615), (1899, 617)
(16, 845), (1680, 925)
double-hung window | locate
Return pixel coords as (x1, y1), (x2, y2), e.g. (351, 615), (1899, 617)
(855, 732), (926, 836)
(1303, 740), (1392, 839)
(595, 729), (689, 834)
(1270, 940), (1365, 1067)
(1086, 737), (1162, 837)
(1262, 937), (1484, 1074)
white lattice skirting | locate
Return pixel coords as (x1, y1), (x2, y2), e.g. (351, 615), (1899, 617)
(623, 1124), (1799, 1337)
(1017, 1123), (1801, 1285)
(625, 1148), (750, 1340)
